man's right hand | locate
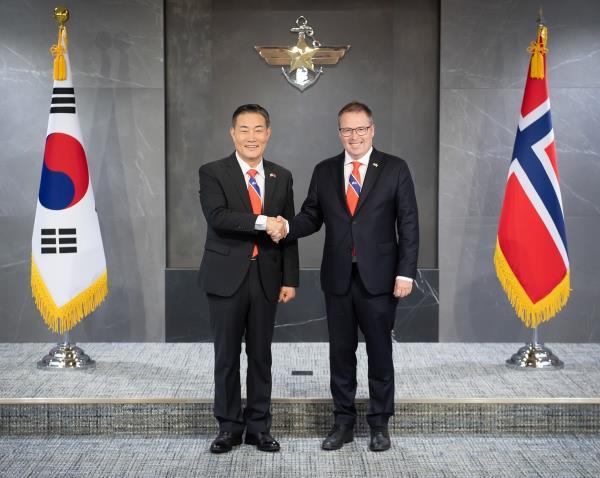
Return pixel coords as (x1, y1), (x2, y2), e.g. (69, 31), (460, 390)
(266, 216), (287, 243)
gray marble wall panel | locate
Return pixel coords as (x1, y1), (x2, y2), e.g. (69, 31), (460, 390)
(166, 0), (439, 269)
(0, 1), (165, 342)
(166, 0), (213, 268)
(392, 3), (440, 266)
(440, 0), (600, 341)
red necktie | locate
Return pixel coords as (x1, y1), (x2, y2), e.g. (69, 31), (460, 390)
(346, 161), (362, 256)
(247, 169), (262, 258)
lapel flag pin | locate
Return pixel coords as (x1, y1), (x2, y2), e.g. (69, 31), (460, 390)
(270, 172), (277, 178)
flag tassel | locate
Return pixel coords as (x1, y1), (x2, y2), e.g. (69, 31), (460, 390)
(527, 24), (548, 79)
(50, 26), (68, 81)
(494, 242), (570, 328)
(31, 257), (108, 334)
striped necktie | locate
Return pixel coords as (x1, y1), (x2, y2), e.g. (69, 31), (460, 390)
(247, 169), (262, 258)
(346, 161), (362, 257)
(346, 161), (362, 216)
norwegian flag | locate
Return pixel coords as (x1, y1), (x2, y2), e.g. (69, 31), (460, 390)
(494, 22), (570, 328)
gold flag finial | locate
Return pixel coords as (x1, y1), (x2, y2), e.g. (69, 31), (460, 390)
(51, 7), (69, 81)
(53, 6), (70, 26)
(527, 10), (548, 80)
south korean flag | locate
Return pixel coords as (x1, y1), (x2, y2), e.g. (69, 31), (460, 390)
(31, 24), (108, 334)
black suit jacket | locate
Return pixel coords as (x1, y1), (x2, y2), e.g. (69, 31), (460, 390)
(198, 154), (299, 302)
(287, 148), (418, 295)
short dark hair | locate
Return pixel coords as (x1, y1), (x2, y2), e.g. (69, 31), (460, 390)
(337, 101), (373, 125)
(232, 104), (270, 128)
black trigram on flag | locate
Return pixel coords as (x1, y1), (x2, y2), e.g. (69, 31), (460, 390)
(40, 228), (77, 254)
(50, 87), (76, 114)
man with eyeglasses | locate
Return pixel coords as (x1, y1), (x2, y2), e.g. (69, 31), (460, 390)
(270, 101), (419, 452)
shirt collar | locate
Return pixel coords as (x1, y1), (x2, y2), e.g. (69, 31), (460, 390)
(344, 147), (373, 167)
(235, 152), (264, 177)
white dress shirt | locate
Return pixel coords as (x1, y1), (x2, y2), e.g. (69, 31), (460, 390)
(235, 152), (267, 230)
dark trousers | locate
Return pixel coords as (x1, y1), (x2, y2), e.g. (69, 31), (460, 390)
(207, 261), (277, 434)
(325, 263), (398, 429)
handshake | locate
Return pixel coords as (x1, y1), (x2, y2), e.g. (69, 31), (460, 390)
(266, 216), (288, 243)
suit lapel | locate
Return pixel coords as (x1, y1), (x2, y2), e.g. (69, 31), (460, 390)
(354, 149), (385, 216)
(225, 154), (252, 213)
(331, 153), (350, 216)
(262, 161), (278, 216)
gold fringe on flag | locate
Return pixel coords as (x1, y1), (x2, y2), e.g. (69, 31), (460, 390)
(494, 241), (570, 328)
(527, 24), (548, 79)
(50, 25), (68, 81)
(31, 256), (108, 334)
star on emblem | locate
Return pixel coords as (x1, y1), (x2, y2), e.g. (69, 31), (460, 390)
(286, 36), (318, 73)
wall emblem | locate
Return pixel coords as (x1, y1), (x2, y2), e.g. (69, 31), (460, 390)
(255, 16), (350, 92)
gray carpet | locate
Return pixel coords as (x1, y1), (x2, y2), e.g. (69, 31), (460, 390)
(2, 343), (600, 401)
(1, 434), (599, 477)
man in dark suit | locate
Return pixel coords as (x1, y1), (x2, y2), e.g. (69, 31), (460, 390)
(199, 104), (299, 453)
(273, 101), (419, 452)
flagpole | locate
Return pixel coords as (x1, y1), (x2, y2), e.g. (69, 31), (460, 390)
(506, 324), (563, 369)
(504, 14), (564, 370)
(497, 12), (568, 370)
(35, 7), (100, 370)
(37, 318), (96, 369)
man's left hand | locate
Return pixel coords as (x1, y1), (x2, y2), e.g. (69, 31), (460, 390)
(393, 278), (413, 298)
(278, 286), (296, 303)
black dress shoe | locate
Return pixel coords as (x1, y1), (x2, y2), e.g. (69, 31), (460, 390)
(210, 431), (243, 454)
(321, 424), (354, 450)
(369, 427), (391, 452)
(245, 431), (281, 452)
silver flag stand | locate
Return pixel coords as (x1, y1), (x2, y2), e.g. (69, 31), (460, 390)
(506, 326), (564, 369)
(37, 324), (95, 369)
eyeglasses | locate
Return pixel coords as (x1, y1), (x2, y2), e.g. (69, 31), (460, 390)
(338, 125), (372, 137)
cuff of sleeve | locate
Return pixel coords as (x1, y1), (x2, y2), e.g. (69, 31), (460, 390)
(255, 215), (267, 230)
(395, 276), (413, 283)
